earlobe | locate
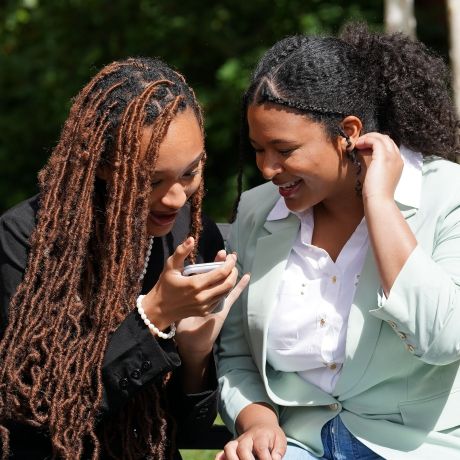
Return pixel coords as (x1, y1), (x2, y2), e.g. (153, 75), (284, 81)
(338, 116), (363, 197)
(340, 116), (363, 145)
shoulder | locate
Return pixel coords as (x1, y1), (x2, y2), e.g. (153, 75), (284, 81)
(421, 157), (460, 205)
(0, 195), (39, 244)
(235, 182), (280, 228)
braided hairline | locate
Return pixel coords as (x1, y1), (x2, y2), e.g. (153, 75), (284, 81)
(259, 93), (347, 117)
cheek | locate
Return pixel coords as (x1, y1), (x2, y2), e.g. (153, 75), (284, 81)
(186, 174), (202, 198)
(255, 155), (263, 171)
(148, 187), (165, 207)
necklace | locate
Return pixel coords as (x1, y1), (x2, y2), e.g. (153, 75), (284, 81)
(137, 236), (176, 339)
(139, 236), (154, 281)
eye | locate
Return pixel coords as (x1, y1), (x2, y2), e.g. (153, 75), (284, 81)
(182, 167), (200, 180)
(277, 148), (296, 157)
(151, 179), (162, 187)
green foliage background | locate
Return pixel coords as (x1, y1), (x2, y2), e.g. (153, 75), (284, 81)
(0, 0), (386, 219)
(0, 0), (447, 220)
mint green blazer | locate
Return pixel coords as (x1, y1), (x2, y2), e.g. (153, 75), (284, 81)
(217, 157), (460, 459)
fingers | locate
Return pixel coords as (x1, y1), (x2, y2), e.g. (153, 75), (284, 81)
(271, 432), (287, 460)
(355, 132), (398, 154)
(214, 249), (228, 262)
(187, 253), (238, 290)
(223, 435), (274, 460)
(169, 237), (195, 271)
(214, 451), (226, 460)
(217, 273), (251, 317)
(224, 438), (257, 460)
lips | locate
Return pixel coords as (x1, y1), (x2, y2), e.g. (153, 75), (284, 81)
(276, 179), (302, 198)
(148, 211), (178, 227)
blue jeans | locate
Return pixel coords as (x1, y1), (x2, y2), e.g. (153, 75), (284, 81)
(283, 416), (383, 460)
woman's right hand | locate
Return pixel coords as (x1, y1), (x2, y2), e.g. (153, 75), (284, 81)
(141, 236), (239, 331)
(216, 403), (287, 460)
(216, 424), (286, 460)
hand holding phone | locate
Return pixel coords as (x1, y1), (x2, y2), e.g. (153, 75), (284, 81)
(182, 261), (225, 277)
(182, 261), (226, 312)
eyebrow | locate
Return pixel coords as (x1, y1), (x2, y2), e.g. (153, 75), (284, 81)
(249, 137), (298, 145)
(153, 151), (205, 176)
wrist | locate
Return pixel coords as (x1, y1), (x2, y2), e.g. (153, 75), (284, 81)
(179, 349), (213, 368)
(363, 194), (397, 215)
(139, 294), (174, 333)
(236, 402), (279, 433)
(362, 192), (395, 204)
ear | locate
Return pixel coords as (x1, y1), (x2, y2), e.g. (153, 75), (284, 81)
(339, 115), (363, 148)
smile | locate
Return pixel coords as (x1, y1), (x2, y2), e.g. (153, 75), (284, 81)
(278, 179), (302, 190)
(277, 179), (302, 198)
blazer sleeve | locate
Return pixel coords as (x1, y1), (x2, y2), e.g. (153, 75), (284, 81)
(216, 193), (278, 436)
(370, 180), (460, 365)
(0, 202), (34, 339)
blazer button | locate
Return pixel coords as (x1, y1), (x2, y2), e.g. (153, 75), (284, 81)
(329, 403), (339, 411)
(131, 369), (141, 379)
(119, 377), (129, 390)
(141, 360), (152, 371)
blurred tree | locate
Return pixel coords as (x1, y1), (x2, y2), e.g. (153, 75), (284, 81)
(0, 0), (387, 219)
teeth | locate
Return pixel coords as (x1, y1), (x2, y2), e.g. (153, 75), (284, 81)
(279, 180), (300, 189)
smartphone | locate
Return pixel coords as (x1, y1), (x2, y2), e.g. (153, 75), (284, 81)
(182, 261), (225, 276)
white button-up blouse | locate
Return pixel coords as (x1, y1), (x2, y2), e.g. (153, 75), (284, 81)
(266, 146), (423, 394)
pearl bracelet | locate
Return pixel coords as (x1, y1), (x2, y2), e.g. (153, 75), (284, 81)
(136, 295), (176, 339)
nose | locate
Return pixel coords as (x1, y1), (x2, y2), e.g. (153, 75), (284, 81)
(160, 182), (188, 210)
(257, 152), (283, 180)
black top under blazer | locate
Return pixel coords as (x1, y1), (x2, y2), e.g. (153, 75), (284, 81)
(0, 195), (224, 459)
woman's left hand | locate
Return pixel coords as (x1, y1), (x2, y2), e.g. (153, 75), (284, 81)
(354, 132), (404, 202)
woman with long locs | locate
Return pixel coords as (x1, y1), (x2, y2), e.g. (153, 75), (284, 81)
(0, 57), (249, 459)
(216, 23), (460, 460)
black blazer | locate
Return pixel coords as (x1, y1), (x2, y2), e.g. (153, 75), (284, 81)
(0, 195), (224, 459)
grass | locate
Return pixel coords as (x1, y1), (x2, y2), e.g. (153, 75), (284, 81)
(180, 449), (220, 460)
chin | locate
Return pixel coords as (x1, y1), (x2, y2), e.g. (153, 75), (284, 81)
(147, 223), (174, 237)
(284, 200), (309, 214)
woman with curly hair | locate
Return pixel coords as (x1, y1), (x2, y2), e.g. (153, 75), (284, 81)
(0, 57), (249, 459)
(216, 23), (460, 459)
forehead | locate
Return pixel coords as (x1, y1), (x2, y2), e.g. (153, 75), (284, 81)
(141, 107), (204, 171)
(248, 104), (309, 132)
(247, 103), (327, 142)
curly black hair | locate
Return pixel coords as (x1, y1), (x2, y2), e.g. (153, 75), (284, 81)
(232, 22), (459, 218)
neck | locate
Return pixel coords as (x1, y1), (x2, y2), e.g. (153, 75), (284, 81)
(318, 187), (364, 223)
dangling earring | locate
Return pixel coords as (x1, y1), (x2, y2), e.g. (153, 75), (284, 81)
(339, 129), (362, 197)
